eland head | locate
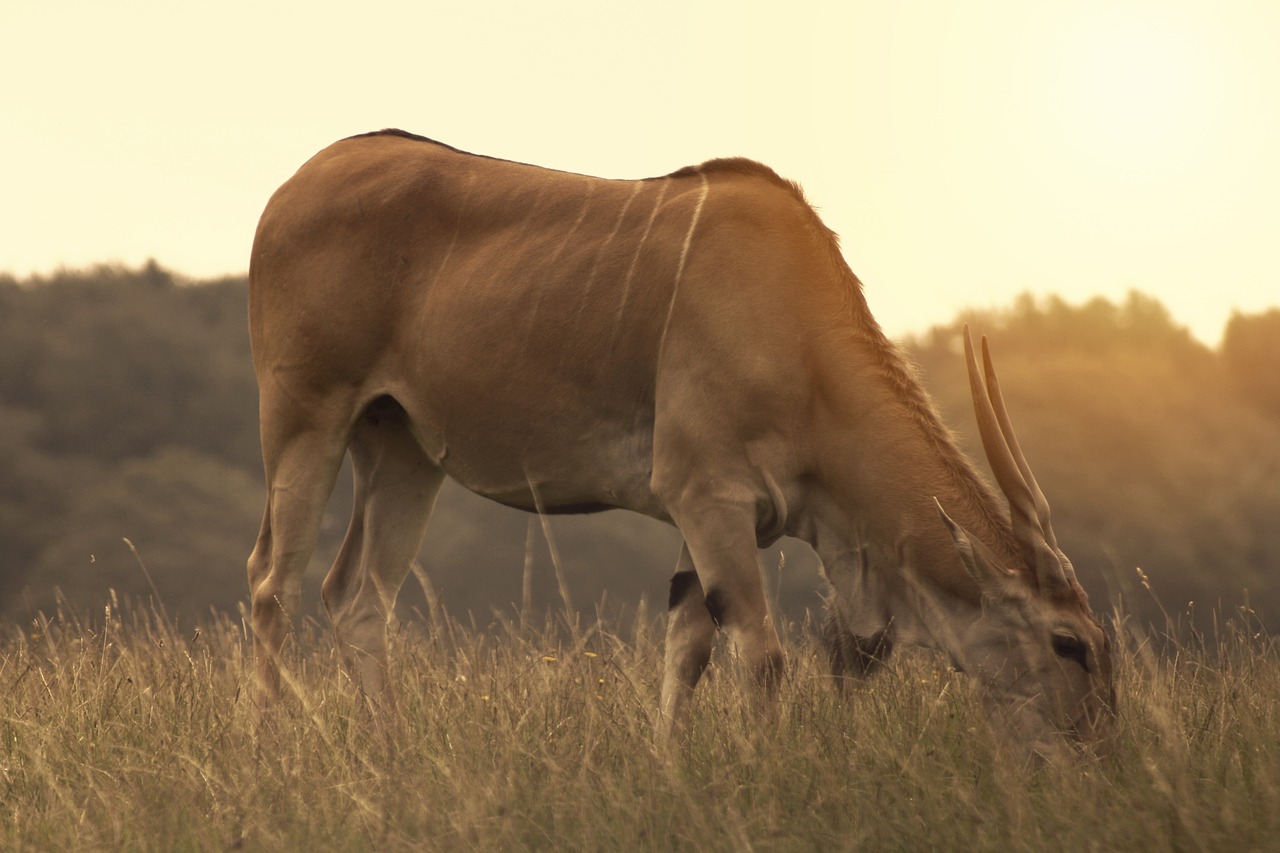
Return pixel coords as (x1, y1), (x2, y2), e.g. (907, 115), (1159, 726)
(930, 329), (1114, 755)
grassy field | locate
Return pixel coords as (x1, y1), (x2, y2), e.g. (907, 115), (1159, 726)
(2, 596), (1277, 852)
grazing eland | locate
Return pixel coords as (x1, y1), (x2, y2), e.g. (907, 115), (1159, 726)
(246, 129), (1113, 755)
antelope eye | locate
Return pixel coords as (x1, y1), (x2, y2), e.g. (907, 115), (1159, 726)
(1051, 631), (1090, 671)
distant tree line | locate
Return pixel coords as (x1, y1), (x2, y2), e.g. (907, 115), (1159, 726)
(1, 265), (1277, 630)
(909, 293), (1280, 630)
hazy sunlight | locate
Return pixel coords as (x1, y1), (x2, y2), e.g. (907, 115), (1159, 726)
(3, 0), (1279, 341)
(1058, 14), (1206, 169)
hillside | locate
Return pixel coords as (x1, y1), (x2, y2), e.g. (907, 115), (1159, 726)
(2, 265), (1277, 630)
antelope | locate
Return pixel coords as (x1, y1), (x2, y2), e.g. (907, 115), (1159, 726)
(247, 129), (1114, 756)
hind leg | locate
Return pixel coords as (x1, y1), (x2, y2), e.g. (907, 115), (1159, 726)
(247, 396), (352, 706)
(321, 399), (444, 702)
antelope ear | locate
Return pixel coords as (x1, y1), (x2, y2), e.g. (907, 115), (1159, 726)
(933, 498), (1024, 601)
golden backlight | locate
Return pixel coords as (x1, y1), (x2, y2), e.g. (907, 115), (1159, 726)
(1044, 10), (1213, 183)
(997, 3), (1269, 298)
(988, 4), (1242, 261)
(815, 1), (1278, 342)
(1008, 2), (1242, 209)
(3, 0), (1279, 342)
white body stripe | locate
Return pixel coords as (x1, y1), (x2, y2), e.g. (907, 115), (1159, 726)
(659, 169), (710, 359)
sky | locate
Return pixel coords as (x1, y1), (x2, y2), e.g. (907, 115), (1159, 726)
(4, 0), (1279, 344)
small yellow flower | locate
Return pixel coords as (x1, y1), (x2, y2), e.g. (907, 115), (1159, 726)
(543, 655), (558, 663)
(481, 694), (491, 702)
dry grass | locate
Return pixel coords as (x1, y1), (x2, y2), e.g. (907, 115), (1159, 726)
(2, 596), (1277, 851)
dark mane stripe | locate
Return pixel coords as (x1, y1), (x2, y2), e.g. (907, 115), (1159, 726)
(345, 128), (525, 169)
(800, 205), (1024, 566)
(869, 318), (1021, 560)
(346, 127), (444, 145)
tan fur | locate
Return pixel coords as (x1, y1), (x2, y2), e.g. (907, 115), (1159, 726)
(246, 130), (1113, 755)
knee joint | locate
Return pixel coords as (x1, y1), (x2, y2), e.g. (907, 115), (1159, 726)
(668, 571), (701, 611)
(703, 586), (730, 628)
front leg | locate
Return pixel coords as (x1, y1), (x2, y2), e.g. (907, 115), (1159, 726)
(658, 543), (717, 744)
(664, 496), (785, 697)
